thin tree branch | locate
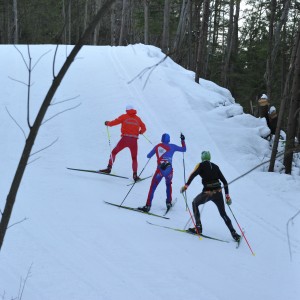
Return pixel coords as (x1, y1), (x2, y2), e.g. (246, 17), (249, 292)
(8, 76), (29, 86)
(53, 45), (59, 78)
(51, 95), (80, 106)
(30, 138), (59, 157)
(26, 45), (32, 128)
(13, 45), (29, 70)
(5, 106), (27, 140)
(18, 263), (33, 300)
(7, 217), (28, 229)
(127, 53), (171, 89)
(32, 49), (52, 71)
(27, 156), (42, 165)
(42, 103), (81, 124)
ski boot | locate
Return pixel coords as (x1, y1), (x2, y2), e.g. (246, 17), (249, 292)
(133, 172), (141, 182)
(138, 205), (151, 213)
(231, 231), (241, 242)
(188, 224), (202, 234)
(99, 165), (112, 174)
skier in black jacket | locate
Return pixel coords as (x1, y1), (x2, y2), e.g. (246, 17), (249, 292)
(180, 151), (240, 242)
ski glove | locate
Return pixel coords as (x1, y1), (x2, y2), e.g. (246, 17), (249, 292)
(225, 194), (232, 205)
(180, 133), (185, 141)
(180, 185), (188, 193)
(105, 121), (109, 126)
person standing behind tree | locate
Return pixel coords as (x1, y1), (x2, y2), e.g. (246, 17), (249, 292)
(99, 104), (146, 181)
(268, 106), (278, 136)
(180, 151), (240, 242)
(138, 133), (186, 212)
(258, 93), (270, 128)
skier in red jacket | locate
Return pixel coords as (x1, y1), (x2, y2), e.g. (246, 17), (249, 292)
(100, 105), (146, 181)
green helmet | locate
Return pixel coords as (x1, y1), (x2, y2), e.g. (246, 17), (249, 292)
(201, 151), (211, 162)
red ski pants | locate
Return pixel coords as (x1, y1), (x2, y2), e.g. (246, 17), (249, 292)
(108, 136), (138, 173)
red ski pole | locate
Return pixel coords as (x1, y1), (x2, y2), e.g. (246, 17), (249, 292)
(227, 204), (255, 256)
(182, 192), (202, 240)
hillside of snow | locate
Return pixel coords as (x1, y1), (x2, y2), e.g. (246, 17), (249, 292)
(0, 44), (300, 300)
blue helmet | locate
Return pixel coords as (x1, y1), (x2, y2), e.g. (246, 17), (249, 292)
(161, 133), (170, 144)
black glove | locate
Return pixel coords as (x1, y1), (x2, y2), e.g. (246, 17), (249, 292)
(104, 121), (108, 126)
(180, 133), (185, 141)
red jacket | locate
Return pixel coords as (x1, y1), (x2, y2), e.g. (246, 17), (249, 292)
(106, 109), (146, 138)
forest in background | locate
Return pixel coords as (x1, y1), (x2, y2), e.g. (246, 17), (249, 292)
(0, 0), (300, 173)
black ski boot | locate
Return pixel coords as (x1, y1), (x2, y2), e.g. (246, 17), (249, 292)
(133, 172), (141, 182)
(138, 205), (151, 212)
(188, 224), (202, 234)
(166, 202), (172, 210)
(231, 231), (241, 242)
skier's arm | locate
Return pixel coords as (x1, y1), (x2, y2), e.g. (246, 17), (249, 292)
(147, 146), (156, 158)
(180, 163), (200, 194)
(138, 117), (146, 134)
(218, 168), (229, 195)
(106, 115), (125, 127)
(172, 140), (186, 153)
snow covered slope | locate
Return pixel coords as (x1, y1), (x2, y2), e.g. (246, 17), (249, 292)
(0, 44), (299, 300)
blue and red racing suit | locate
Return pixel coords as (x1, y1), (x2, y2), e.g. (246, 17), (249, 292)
(146, 134), (186, 206)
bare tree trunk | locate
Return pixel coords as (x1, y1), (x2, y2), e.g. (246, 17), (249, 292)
(195, 0), (210, 83)
(119, 0), (128, 45)
(162, 0), (170, 53)
(284, 21), (300, 174)
(187, 0), (193, 69)
(265, 0), (276, 99)
(93, 0), (102, 44)
(222, 0), (234, 87)
(68, 1), (71, 44)
(265, 0), (291, 99)
(84, 0), (89, 31)
(144, 0), (149, 44)
(13, 0), (18, 43)
(268, 21), (298, 171)
(172, 0), (190, 57)
(0, 0), (116, 252)
(111, 2), (117, 45)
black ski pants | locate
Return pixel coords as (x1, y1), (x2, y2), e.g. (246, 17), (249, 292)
(192, 190), (235, 233)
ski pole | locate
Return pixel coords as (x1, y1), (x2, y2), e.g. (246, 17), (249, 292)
(106, 126), (113, 163)
(182, 152), (188, 211)
(119, 157), (151, 207)
(182, 192), (202, 240)
(227, 204), (255, 256)
(142, 134), (153, 144)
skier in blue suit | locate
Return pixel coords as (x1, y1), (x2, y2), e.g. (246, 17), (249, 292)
(138, 133), (186, 212)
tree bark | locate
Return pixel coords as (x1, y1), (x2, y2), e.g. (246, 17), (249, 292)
(0, 0), (116, 252)
(265, 0), (291, 100)
(222, 0), (234, 88)
(172, 0), (190, 56)
(195, 0), (210, 83)
(144, 0), (149, 45)
(162, 0), (170, 53)
(13, 0), (18, 43)
(269, 22), (300, 171)
(119, 0), (128, 45)
(284, 21), (300, 174)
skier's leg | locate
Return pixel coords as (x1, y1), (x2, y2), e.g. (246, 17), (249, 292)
(146, 170), (163, 206)
(211, 192), (235, 233)
(164, 168), (173, 203)
(192, 192), (209, 227)
(108, 137), (127, 166)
